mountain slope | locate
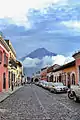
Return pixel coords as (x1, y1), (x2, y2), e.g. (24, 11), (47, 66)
(21, 48), (57, 61)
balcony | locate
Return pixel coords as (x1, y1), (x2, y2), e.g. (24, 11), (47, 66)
(9, 58), (17, 68)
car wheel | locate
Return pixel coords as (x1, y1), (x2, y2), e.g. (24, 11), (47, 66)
(73, 95), (79, 102)
(50, 89), (52, 92)
(50, 89), (53, 93)
(54, 89), (57, 94)
(68, 92), (74, 100)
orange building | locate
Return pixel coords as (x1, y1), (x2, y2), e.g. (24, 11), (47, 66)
(40, 51), (80, 87)
(52, 61), (76, 87)
(47, 51), (80, 87)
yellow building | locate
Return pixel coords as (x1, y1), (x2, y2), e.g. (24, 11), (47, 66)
(5, 40), (17, 88)
(16, 60), (23, 86)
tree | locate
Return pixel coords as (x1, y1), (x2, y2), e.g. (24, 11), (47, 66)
(0, 31), (5, 38)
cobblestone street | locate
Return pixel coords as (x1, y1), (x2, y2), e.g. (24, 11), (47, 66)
(0, 84), (80, 120)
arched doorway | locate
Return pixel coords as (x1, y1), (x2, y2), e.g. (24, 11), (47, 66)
(31, 78), (33, 82)
(59, 74), (61, 82)
(55, 76), (56, 82)
(13, 74), (15, 86)
(35, 78), (39, 82)
(64, 74), (66, 86)
(67, 72), (71, 88)
(8, 71), (10, 88)
(3, 73), (6, 89)
(71, 73), (75, 85)
(50, 75), (53, 82)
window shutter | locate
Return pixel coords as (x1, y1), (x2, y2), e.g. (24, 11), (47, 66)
(0, 51), (2, 63)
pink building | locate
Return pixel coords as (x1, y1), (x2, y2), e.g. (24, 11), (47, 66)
(0, 36), (10, 92)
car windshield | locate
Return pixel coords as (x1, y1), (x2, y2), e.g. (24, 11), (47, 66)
(48, 82), (54, 85)
(54, 83), (64, 87)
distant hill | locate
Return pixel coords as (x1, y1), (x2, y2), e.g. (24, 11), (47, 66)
(20, 48), (57, 61)
(21, 48), (57, 77)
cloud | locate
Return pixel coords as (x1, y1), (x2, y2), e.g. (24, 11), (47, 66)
(0, 0), (80, 58)
(23, 57), (41, 67)
(22, 55), (74, 68)
(0, 0), (68, 26)
(62, 21), (80, 31)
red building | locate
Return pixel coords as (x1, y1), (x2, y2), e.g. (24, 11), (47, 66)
(73, 51), (80, 84)
(40, 67), (48, 81)
(0, 36), (10, 92)
(47, 64), (60, 82)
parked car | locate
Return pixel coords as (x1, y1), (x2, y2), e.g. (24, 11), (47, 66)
(68, 83), (80, 102)
(50, 82), (68, 93)
(41, 81), (47, 88)
(35, 82), (39, 86)
(27, 80), (31, 84)
(47, 82), (54, 91)
(38, 80), (44, 87)
(44, 82), (49, 90)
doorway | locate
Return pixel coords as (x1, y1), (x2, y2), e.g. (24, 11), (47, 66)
(79, 66), (80, 82)
(3, 72), (6, 89)
(72, 73), (75, 85)
(8, 71), (10, 88)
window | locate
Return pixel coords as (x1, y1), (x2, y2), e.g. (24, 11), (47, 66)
(10, 53), (11, 58)
(6, 56), (8, 66)
(4, 53), (8, 66)
(4, 53), (6, 65)
(0, 51), (2, 63)
(17, 70), (18, 74)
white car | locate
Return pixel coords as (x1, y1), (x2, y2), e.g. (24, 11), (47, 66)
(68, 83), (80, 102)
(41, 81), (48, 88)
(50, 82), (68, 93)
(47, 82), (54, 91)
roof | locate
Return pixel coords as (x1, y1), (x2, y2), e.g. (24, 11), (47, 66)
(41, 67), (48, 71)
(53, 60), (75, 72)
(0, 36), (10, 52)
(16, 60), (22, 67)
(5, 39), (16, 57)
(72, 51), (80, 58)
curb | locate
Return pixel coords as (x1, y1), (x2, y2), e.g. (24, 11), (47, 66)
(0, 86), (23, 103)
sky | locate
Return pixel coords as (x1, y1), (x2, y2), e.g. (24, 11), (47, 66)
(0, 0), (80, 59)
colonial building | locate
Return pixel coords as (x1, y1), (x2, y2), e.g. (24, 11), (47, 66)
(5, 39), (17, 88)
(40, 67), (48, 81)
(32, 71), (41, 82)
(52, 61), (76, 86)
(0, 36), (10, 92)
(47, 64), (60, 82)
(46, 50), (80, 87)
(16, 60), (23, 85)
(73, 51), (80, 84)
(46, 53), (80, 87)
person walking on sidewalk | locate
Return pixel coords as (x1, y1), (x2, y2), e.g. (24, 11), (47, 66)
(11, 81), (14, 91)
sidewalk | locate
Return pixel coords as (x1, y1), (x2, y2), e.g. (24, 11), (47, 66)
(0, 86), (22, 103)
